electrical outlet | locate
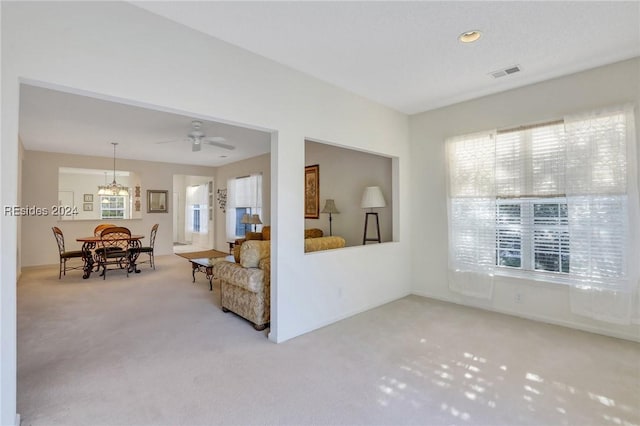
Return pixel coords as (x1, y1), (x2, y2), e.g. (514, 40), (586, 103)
(515, 293), (523, 304)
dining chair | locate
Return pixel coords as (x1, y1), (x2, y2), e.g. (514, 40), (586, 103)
(51, 226), (84, 279)
(95, 226), (131, 280)
(92, 223), (118, 270)
(94, 223), (116, 236)
(138, 224), (158, 270)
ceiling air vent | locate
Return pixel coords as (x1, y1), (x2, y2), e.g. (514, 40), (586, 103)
(490, 65), (521, 79)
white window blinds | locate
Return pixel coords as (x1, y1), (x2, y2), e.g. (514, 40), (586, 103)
(225, 173), (263, 240)
(495, 122), (566, 197)
(446, 105), (639, 308)
(446, 131), (497, 299)
(564, 109), (634, 289)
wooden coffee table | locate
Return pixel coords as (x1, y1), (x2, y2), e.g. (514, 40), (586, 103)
(191, 257), (227, 291)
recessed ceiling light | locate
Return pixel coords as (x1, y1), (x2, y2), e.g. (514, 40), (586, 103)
(459, 30), (482, 43)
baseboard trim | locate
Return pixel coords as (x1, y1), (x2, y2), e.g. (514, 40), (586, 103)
(275, 291), (412, 343)
(20, 263), (57, 271)
(412, 291), (640, 343)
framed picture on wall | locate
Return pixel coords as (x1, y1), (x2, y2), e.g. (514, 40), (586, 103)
(305, 164), (319, 219)
(83, 203), (93, 211)
(83, 194), (93, 202)
(147, 190), (168, 213)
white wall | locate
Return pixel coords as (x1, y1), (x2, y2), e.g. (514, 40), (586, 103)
(213, 153), (271, 251)
(305, 141), (393, 246)
(410, 58), (640, 342)
(58, 171), (137, 221)
(172, 174), (186, 243)
(1, 3), (410, 422)
(21, 150), (216, 267)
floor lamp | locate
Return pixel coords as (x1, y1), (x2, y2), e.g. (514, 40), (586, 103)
(361, 186), (386, 244)
(321, 199), (340, 236)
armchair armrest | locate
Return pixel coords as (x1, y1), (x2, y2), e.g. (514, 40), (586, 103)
(213, 261), (265, 293)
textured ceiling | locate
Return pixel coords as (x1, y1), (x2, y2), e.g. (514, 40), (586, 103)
(19, 84), (271, 167)
(19, 2), (640, 166)
(133, 1), (640, 114)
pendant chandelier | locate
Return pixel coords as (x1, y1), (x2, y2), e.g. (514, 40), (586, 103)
(98, 142), (129, 196)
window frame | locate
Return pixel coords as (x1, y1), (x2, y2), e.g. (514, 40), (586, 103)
(99, 195), (126, 220)
(495, 197), (570, 278)
(447, 106), (635, 292)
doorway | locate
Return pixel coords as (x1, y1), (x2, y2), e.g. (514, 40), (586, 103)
(173, 175), (214, 253)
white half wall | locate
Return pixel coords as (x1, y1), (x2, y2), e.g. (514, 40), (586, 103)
(410, 58), (640, 342)
(2, 3), (410, 423)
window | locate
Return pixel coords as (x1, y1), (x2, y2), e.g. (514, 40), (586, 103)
(496, 202), (522, 268)
(235, 207), (249, 237)
(192, 204), (201, 233)
(533, 201), (569, 273)
(226, 174), (262, 240)
(100, 196), (125, 219)
(447, 106), (636, 290)
(186, 184), (208, 234)
(496, 198), (569, 273)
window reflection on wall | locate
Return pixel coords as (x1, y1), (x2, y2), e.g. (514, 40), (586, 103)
(58, 167), (141, 220)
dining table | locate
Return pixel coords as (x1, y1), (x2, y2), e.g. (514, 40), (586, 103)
(76, 234), (144, 279)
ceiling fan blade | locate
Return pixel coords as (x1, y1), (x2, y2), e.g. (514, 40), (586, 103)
(203, 140), (235, 150)
(155, 139), (182, 145)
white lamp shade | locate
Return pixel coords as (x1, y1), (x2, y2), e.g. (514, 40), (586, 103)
(249, 214), (262, 225)
(240, 214), (251, 224)
(361, 186), (386, 209)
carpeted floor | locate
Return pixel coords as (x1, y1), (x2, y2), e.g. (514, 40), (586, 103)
(17, 254), (640, 425)
(174, 249), (229, 260)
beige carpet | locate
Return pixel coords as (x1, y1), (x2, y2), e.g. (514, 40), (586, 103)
(17, 255), (640, 425)
(175, 249), (229, 260)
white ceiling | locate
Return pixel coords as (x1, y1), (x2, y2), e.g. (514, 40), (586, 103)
(19, 2), (640, 166)
(19, 84), (271, 167)
(133, 1), (640, 114)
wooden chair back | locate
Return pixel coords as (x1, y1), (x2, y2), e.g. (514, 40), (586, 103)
(149, 224), (159, 248)
(99, 226), (131, 252)
(94, 223), (117, 236)
(52, 226), (65, 254)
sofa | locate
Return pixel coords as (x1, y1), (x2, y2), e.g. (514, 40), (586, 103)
(214, 235), (346, 330)
(233, 225), (323, 262)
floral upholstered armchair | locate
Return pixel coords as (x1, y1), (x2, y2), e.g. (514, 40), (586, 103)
(214, 240), (271, 330)
(232, 225), (271, 263)
(214, 235), (346, 331)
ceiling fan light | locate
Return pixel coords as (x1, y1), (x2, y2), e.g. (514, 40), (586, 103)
(459, 30), (482, 43)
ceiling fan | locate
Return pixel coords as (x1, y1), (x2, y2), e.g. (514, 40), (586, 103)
(157, 120), (235, 152)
